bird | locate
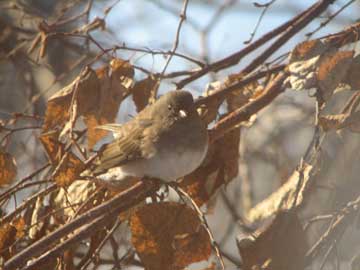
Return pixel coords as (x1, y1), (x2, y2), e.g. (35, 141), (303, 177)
(81, 90), (209, 187)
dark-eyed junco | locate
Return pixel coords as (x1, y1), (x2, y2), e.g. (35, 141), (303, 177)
(82, 90), (208, 186)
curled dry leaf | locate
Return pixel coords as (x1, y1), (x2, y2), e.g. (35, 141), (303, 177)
(39, 130), (64, 164)
(0, 223), (17, 260)
(180, 127), (240, 206)
(129, 202), (211, 270)
(85, 58), (134, 149)
(132, 76), (159, 112)
(287, 39), (354, 101)
(42, 58), (134, 150)
(289, 39), (329, 63)
(317, 50), (354, 101)
(52, 152), (85, 187)
(197, 81), (225, 124)
(12, 217), (26, 239)
(287, 40), (328, 91)
(246, 162), (313, 223)
(43, 67), (100, 132)
(319, 110), (360, 133)
(53, 180), (97, 220)
(29, 196), (49, 240)
(343, 54), (360, 90)
(237, 210), (307, 270)
(0, 149), (17, 187)
(226, 73), (262, 112)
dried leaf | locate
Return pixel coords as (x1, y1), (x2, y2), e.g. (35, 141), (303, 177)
(180, 128), (240, 206)
(0, 149), (17, 187)
(132, 76), (159, 112)
(319, 110), (360, 132)
(129, 202), (211, 270)
(287, 56), (320, 91)
(287, 40), (329, 91)
(84, 58), (134, 149)
(247, 162), (313, 223)
(29, 196), (48, 240)
(198, 81), (226, 124)
(39, 130), (64, 164)
(13, 217), (26, 239)
(237, 210), (307, 270)
(0, 223), (16, 260)
(289, 39), (328, 63)
(43, 67), (100, 132)
(53, 180), (97, 220)
(226, 73), (261, 111)
(287, 39), (354, 101)
(317, 50), (354, 101)
(343, 54), (360, 90)
(52, 152), (85, 187)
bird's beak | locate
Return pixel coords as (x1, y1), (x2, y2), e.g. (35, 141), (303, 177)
(179, 110), (187, 118)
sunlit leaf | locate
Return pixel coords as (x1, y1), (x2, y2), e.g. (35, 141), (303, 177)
(0, 223), (16, 260)
(84, 58), (134, 149)
(52, 152), (85, 187)
(43, 67), (100, 132)
(39, 130), (64, 164)
(0, 149), (17, 187)
(246, 162), (313, 223)
(129, 202), (211, 270)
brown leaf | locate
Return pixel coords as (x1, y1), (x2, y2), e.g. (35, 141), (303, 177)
(198, 81), (225, 124)
(0, 149), (17, 187)
(52, 152), (85, 187)
(13, 217), (26, 239)
(29, 196), (49, 240)
(289, 39), (328, 63)
(132, 76), (159, 112)
(39, 130), (64, 164)
(0, 222), (16, 260)
(84, 58), (134, 149)
(53, 180), (98, 220)
(226, 72), (262, 113)
(247, 162), (313, 223)
(180, 127), (240, 206)
(287, 40), (329, 91)
(317, 50), (354, 101)
(319, 110), (360, 132)
(343, 54), (360, 90)
(43, 59), (134, 150)
(43, 67), (100, 132)
(129, 202), (211, 270)
(237, 210), (307, 270)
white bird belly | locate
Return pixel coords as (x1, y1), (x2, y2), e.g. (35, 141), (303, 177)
(97, 144), (208, 183)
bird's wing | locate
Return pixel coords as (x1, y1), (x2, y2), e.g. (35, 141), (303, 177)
(90, 119), (153, 175)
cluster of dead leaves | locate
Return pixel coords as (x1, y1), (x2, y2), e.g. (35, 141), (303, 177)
(34, 57), (217, 270)
(287, 39), (360, 133)
(287, 39), (358, 100)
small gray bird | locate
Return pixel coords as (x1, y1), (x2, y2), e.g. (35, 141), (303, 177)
(82, 90), (208, 186)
